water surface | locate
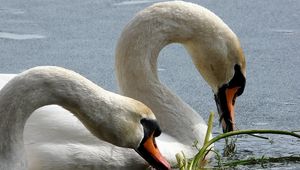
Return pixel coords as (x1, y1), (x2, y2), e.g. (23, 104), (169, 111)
(0, 0), (299, 169)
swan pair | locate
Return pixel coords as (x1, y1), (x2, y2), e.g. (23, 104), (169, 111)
(0, 1), (246, 170)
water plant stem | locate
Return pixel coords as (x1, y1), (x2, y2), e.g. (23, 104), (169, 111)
(204, 111), (214, 145)
(221, 156), (300, 167)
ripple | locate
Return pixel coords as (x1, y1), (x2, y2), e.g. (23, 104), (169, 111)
(113, 0), (161, 6)
(252, 122), (269, 126)
(271, 29), (296, 35)
(0, 32), (45, 40)
(0, 8), (25, 15)
(158, 67), (166, 71)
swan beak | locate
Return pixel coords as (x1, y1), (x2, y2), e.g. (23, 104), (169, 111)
(215, 87), (240, 133)
(136, 133), (171, 170)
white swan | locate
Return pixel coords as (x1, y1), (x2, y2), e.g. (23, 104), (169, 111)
(115, 1), (246, 163)
(0, 66), (170, 170)
(0, 1), (246, 169)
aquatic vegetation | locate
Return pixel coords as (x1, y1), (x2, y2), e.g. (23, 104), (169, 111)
(176, 112), (300, 169)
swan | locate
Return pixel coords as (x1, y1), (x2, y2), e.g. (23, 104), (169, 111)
(0, 1), (246, 169)
(0, 66), (170, 170)
(115, 0), (246, 163)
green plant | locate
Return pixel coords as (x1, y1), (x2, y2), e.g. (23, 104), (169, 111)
(176, 112), (300, 170)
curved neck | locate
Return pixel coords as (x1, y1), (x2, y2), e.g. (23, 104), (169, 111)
(0, 67), (134, 169)
(114, 2), (224, 144)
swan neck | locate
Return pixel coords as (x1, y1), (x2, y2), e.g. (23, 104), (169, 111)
(115, 10), (192, 91)
(115, 4), (208, 144)
(0, 67), (117, 168)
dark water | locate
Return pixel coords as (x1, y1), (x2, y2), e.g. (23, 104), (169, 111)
(0, 0), (299, 169)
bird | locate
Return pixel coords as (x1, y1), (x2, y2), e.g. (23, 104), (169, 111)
(0, 1), (246, 169)
(0, 66), (170, 170)
(115, 1), (246, 164)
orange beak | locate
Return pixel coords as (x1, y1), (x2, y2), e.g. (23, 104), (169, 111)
(136, 133), (171, 170)
(215, 64), (246, 133)
(223, 87), (240, 131)
(215, 86), (240, 133)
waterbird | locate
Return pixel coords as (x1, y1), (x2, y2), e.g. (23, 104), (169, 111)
(0, 66), (170, 170)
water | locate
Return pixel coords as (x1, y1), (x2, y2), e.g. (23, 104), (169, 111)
(0, 0), (299, 169)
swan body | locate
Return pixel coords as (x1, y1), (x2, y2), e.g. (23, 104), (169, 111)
(0, 66), (170, 170)
(0, 1), (246, 169)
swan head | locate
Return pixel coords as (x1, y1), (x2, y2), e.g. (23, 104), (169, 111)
(185, 24), (246, 133)
(126, 101), (171, 170)
(136, 118), (171, 170)
(89, 96), (171, 170)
